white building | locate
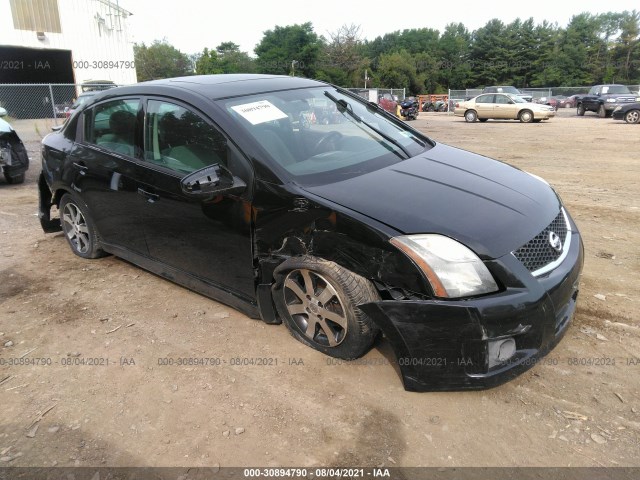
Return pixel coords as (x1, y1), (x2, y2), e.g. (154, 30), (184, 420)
(0, 0), (136, 85)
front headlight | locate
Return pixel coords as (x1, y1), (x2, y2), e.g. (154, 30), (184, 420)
(390, 234), (499, 298)
(606, 98), (616, 103)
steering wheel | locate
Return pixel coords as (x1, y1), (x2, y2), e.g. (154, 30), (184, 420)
(313, 131), (343, 154)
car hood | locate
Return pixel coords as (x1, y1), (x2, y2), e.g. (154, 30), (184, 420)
(303, 142), (561, 259)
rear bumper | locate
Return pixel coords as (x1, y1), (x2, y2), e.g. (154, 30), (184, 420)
(0, 141), (29, 176)
(360, 232), (584, 391)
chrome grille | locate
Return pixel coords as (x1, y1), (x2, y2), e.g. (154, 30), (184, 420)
(513, 210), (570, 275)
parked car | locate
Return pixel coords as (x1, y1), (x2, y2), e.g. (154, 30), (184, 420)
(54, 102), (73, 118)
(377, 93), (398, 114)
(482, 86), (533, 102)
(538, 95), (567, 110)
(576, 84), (640, 118)
(557, 95), (578, 109)
(454, 93), (556, 123)
(39, 74), (583, 391)
(80, 80), (117, 92)
(0, 118), (29, 184)
(612, 102), (640, 124)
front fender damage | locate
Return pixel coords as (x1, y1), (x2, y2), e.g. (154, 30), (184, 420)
(358, 300), (486, 391)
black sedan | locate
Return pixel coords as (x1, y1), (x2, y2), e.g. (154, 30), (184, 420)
(39, 75), (584, 391)
(612, 102), (640, 124)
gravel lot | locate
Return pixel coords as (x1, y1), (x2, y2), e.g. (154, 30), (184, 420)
(1, 109), (639, 468)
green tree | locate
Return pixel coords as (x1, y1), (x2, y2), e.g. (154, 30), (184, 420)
(468, 19), (510, 86)
(317, 24), (368, 86)
(438, 23), (473, 89)
(133, 39), (193, 81)
(195, 42), (255, 74)
(612, 10), (640, 82)
(254, 22), (322, 77)
(374, 50), (421, 93)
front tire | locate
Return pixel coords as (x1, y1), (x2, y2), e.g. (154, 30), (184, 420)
(598, 104), (607, 118)
(464, 110), (478, 122)
(577, 104), (585, 116)
(624, 109), (640, 124)
(273, 257), (380, 359)
(519, 110), (534, 123)
(59, 193), (107, 259)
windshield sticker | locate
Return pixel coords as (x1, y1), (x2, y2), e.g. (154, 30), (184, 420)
(231, 100), (288, 125)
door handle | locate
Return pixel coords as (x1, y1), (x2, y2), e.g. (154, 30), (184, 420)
(73, 162), (88, 175)
(137, 188), (160, 203)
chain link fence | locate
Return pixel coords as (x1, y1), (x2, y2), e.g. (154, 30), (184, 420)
(0, 83), (123, 126)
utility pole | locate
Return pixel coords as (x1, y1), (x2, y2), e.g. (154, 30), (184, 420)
(364, 69), (369, 88)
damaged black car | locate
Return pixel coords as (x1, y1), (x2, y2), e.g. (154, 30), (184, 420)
(39, 75), (583, 391)
(0, 117), (29, 184)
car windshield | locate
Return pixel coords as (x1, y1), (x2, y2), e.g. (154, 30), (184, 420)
(220, 87), (431, 185)
(507, 94), (527, 103)
(497, 87), (520, 94)
(602, 85), (631, 94)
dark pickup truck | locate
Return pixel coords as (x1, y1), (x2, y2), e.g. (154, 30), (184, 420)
(576, 84), (639, 118)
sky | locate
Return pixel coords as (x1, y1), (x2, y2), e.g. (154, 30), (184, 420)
(121, 0), (639, 56)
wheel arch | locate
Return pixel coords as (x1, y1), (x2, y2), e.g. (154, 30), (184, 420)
(253, 209), (432, 324)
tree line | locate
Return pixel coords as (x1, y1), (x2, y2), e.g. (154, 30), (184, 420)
(133, 11), (640, 94)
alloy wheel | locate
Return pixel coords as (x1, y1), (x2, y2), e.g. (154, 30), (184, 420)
(625, 110), (640, 124)
(283, 269), (348, 347)
(62, 202), (90, 254)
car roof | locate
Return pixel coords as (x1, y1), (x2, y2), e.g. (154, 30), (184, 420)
(87, 74), (327, 104)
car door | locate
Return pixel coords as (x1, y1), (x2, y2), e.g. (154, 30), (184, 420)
(493, 94), (517, 119)
(69, 97), (149, 255)
(136, 98), (255, 300)
(583, 86), (599, 110)
(474, 94), (495, 118)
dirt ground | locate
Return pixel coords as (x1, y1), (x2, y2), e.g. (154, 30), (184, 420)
(0, 109), (639, 468)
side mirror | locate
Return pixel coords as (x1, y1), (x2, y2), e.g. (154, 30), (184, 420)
(181, 164), (246, 197)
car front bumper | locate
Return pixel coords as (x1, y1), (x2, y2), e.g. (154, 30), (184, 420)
(605, 101), (637, 112)
(360, 231), (584, 391)
(533, 110), (556, 120)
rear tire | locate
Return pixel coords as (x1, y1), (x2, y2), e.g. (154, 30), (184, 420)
(272, 256), (380, 359)
(624, 109), (640, 124)
(464, 110), (478, 122)
(59, 193), (107, 259)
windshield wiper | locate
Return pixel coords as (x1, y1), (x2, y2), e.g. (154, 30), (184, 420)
(323, 91), (411, 158)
